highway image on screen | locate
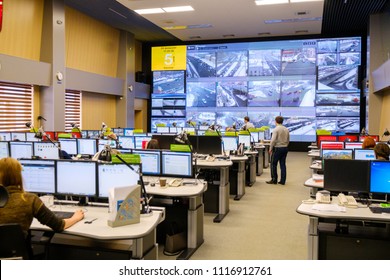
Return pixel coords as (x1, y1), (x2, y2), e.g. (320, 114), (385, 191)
(280, 79), (315, 107)
(187, 52), (216, 78)
(216, 51), (248, 77)
(248, 81), (280, 107)
(248, 49), (281, 76)
(216, 81), (248, 107)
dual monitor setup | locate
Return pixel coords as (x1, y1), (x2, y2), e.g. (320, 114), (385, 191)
(18, 151), (193, 200)
(323, 159), (390, 201)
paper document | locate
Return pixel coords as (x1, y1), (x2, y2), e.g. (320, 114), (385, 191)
(312, 204), (346, 212)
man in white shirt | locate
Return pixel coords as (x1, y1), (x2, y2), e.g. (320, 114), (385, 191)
(241, 116), (255, 131)
(266, 116), (290, 185)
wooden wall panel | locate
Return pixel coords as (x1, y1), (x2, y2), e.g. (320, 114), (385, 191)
(134, 98), (147, 131)
(0, 0), (43, 60)
(82, 92), (116, 130)
(65, 7), (120, 77)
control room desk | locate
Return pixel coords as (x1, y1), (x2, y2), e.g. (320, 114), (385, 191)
(253, 145), (265, 175)
(297, 201), (390, 260)
(230, 155), (248, 200)
(146, 180), (206, 260)
(31, 205), (164, 260)
(197, 159), (232, 223)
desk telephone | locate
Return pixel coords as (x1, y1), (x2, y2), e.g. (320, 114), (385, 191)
(316, 190), (331, 204)
(206, 155), (215, 162)
(338, 193), (358, 208)
(169, 179), (183, 187)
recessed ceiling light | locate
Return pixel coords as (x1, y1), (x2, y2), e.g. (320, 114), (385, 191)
(134, 8), (164, 15)
(163, 6), (194, 13)
(163, 25), (188, 30)
(255, 0), (288, 5)
(187, 24), (212, 29)
(265, 17), (321, 23)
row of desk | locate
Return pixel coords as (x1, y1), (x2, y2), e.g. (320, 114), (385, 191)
(298, 144), (390, 259)
(30, 145), (270, 260)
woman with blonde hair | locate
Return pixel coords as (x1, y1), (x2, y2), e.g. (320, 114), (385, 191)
(0, 157), (84, 236)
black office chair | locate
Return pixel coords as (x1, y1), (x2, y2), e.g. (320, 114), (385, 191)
(0, 185), (31, 259)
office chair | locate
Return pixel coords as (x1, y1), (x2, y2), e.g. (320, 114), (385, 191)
(0, 223), (30, 259)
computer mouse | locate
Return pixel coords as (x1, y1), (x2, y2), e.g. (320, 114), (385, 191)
(150, 183), (155, 187)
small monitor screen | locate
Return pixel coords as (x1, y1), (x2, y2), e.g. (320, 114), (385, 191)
(320, 141), (344, 150)
(98, 139), (117, 152)
(132, 149), (161, 175)
(250, 131), (259, 143)
(98, 163), (140, 198)
(354, 149), (376, 160)
(370, 161), (390, 194)
(170, 127), (180, 134)
(134, 136), (152, 149)
(344, 142), (363, 150)
(156, 127), (170, 133)
(0, 132), (11, 141)
(238, 134), (251, 148)
(11, 132), (26, 141)
(33, 142), (60, 159)
(86, 130), (101, 139)
(321, 149), (353, 160)
(10, 141), (33, 159)
(19, 159), (56, 194)
(77, 138), (97, 155)
(359, 135), (380, 142)
(161, 151), (193, 178)
(222, 136), (238, 151)
(317, 135), (337, 147)
(118, 136), (135, 149)
(0, 141), (9, 159)
(112, 128), (124, 136)
(58, 138), (78, 155)
(323, 159), (370, 193)
(26, 132), (39, 142)
(338, 135), (359, 142)
(188, 135), (222, 155)
(56, 160), (97, 196)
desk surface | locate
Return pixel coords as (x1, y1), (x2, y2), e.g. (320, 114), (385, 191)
(308, 151), (320, 157)
(145, 180), (207, 197)
(31, 206), (163, 240)
(304, 177), (324, 188)
(196, 159), (233, 167)
(297, 201), (390, 222)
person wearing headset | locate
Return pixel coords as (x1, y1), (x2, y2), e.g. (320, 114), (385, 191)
(0, 157), (84, 237)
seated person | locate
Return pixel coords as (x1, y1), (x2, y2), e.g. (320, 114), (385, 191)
(374, 142), (390, 160)
(146, 139), (160, 149)
(241, 116), (255, 130)
(362, 136), (376, 149)
(0, 157), (84, 237)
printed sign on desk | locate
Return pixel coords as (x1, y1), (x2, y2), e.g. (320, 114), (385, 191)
(152, 45), (187, 71)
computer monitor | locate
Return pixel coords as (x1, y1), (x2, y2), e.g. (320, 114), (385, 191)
(151, 134), (176, 150)
(26, 132), (39, 142)
(56, 160), (97, 196)
(112, 128), (124, 136)
(344, 141), (363, 150)
(370, 161), (390, 195)
(183, 127), (195, 134)
(338, 135), (359, 142)
(323, 159), (370, 194)
(188, 135), (222, 155)
(359, 135), (380, 142)
(238, 134), (251, 148)
(0, 141), (9, 159)
(11, 132), (26, 141)
(97, 163), (140, 198)
(33, 142), (60, 159)
(19, 159), (56, 194)
(320, 141), (344, 150)
(132, 149), (161, 175)
(98, 139), (117, 151)
(58, 138), (78, 155)
(222, 136), (238, 151)
(264, 129), (271, 140)
(250, 131), (259, 143)
(0, 132), (11, 141)
(321, 149), (353, 160)
(118, 136), (135, 149)
(317, 135), (337, 147)
(77, 138), (97, 156)
(123, 128), (134, 136)
(161, 151), (193, 178)
(156, 126), (170, 133)
(258, 131), (265, 141)
(199, 125), (209, 131)
(170, 127), (181, 134)
(354, 148), (376, 160)
(86, 130), (101, 139)
(9, 141), (33, 159)
(134, 136), (152, 149)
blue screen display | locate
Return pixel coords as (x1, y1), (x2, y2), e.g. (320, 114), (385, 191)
(370, 161), (390, 194)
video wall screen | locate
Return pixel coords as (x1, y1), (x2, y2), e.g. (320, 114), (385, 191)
(151, 37), (362, 142)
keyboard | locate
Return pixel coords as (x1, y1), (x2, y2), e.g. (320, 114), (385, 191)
(369, 207), (390, 214)
(52, 211), (74, 219)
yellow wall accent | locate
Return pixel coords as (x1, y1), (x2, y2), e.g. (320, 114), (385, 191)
(65, 7), (120, 77)
(0, 0), (43, 60)
(82, 92), (116, 129)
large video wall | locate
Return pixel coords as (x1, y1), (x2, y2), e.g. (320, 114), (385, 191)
(151, 37), (362, 142)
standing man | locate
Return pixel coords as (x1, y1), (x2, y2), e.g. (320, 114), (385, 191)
(241, 116), (255, 130)
(266, 116), (290, 185)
